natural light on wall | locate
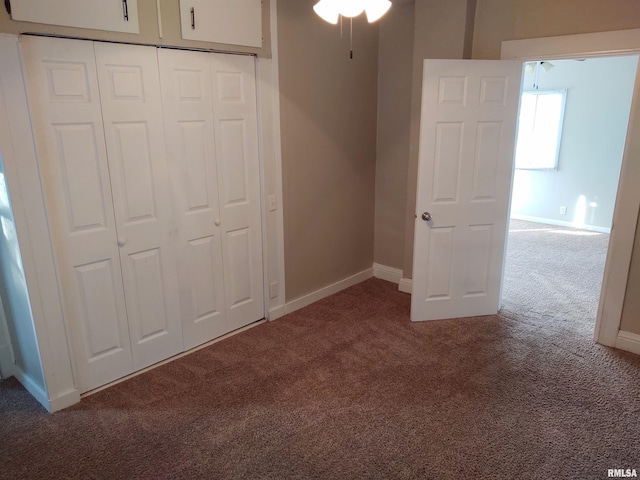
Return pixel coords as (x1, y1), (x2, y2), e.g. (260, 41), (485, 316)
(515, 90), (567, 170)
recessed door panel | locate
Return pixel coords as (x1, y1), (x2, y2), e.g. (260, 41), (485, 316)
(54, 123), (107, 232)
(43, 61), (91, 101)
(472, 122), (502, 202)
(464, 225), (492, 297)
(112, 122), (156, 222)
(425, 227), (455, 301)
(226, 228), (252, 307)
(95, 42), (183, 370)
(188, 235), (224, 324)
(22, 36), (133, 392)
(75, 259), (123, 360)
(480, 77), (509, 106)
(219, 119), (249, 206)
(432, 122), (463, 204)
(126, 248), (169, 342)
(179, 120), (211, 211)
(438, 76), (467, 105)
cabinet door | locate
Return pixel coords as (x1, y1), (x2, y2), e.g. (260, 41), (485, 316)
(94, 42), (184, 371)
(21, 36), (133, 392)
(158, 48), (228, 350)
(179, 0), (262, 48)
(210, 53), (264, 331)
(11, 0), (140, 34)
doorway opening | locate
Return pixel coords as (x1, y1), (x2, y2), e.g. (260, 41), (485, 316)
(502, 55), (639, 336)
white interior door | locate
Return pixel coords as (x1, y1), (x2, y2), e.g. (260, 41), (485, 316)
(158, 48), (228, 350)
(95, 42), (183, 370)
(21, 36), (133, 390)
(411, 59), (522, 322)
(211, 53), (264, 331)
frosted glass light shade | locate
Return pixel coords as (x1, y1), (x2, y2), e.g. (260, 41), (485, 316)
(313, 0), (340, 24)
(313, 0), (392, 24)
(365, 0), (391, 22)
(540, 61), (554, 72)
(339, 0), (366, 17)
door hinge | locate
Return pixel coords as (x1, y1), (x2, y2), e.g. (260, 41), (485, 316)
(4, 0), (11, 16)
(122, 0), (129, 21)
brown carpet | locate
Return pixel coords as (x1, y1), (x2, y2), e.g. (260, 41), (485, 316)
(2, 269), (640, 478)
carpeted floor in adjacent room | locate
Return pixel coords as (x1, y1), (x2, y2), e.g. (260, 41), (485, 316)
(1, 220), (639, 479)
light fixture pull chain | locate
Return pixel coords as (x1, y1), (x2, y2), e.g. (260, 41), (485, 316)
(350, 17), (353, 59)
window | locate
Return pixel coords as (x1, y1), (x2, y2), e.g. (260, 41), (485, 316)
(514, 90), (567, 170)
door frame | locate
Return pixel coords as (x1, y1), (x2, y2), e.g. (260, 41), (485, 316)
(501, 28), (640, 348)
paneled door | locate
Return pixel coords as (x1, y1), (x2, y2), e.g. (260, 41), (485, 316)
(21, 36), (133, 391)
(158, 48), (227, 350)
(411, 60), (522, 322)
(210, 54), (264, 332)
(94, 42), (183, 370)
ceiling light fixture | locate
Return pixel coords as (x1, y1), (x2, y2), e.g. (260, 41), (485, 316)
(314, 0), (392, 58)
(526, 61), (555, 89)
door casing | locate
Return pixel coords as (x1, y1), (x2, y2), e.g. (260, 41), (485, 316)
(501, 28), (640, 348)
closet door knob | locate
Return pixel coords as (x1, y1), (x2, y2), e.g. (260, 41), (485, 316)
(118, 238), (127, 247)
(214, 219), (221, 227)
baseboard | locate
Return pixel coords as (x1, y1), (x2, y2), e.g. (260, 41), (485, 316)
(268, 305), (286, 321)
(615, 330), (640, 356)
(373, 263), (403, 284)
(399, 277), (413, 294)
(49, 388), (81, 412)
(12, 365), (51, 412)
(510, 214), (611, 234)
(285, 268), (374, 315)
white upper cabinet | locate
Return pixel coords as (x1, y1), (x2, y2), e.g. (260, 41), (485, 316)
(179, 0), (262, 48)
(10, 0), (140, 34)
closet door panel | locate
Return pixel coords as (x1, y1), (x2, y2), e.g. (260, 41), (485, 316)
(95, 43), (183, 370)
(211, 53), (264, 330)
(21, 36), (133, 392)
(158, 48), (227, 350)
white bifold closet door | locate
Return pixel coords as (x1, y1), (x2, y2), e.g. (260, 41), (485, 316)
(22, 36), (183, 392)
(158, 48), (264, 350)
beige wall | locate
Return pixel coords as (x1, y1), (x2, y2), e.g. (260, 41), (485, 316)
(374, 2), (415, 270)
(0, 0), (271, 57)
(473, 0), (640, 60)
(402, 0), (472, 277)
(277, 0), (379, 301)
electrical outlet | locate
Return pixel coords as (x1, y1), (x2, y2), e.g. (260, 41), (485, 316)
(269, 282), (279, 299)
(268, 195), (277, 212)
(560, 206), (567, 215)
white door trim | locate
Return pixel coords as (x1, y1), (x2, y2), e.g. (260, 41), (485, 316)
(258, 0), (286, 321)
(0, 34), (80, 411)
(501, 28), (640, 347)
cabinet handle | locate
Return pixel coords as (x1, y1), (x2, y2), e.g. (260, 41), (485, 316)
(122, 0), (129, 21)
(191, 7), (195, 29)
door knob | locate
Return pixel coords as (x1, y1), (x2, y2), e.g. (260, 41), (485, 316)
(214, 219), (221, 227)
(118, 238), (126, 247)
(421, 212), (432, 222)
